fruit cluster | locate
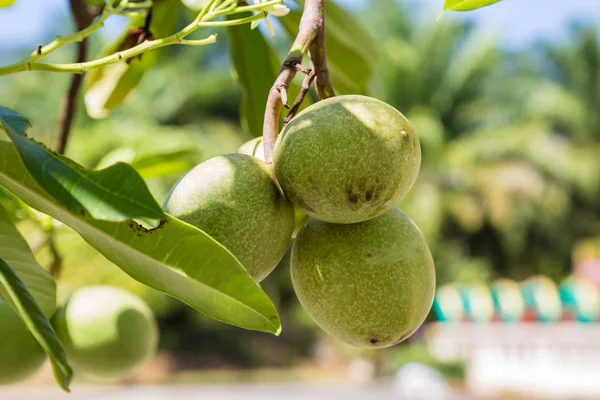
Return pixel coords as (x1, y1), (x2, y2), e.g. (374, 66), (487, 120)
(165, 95), (436, 348)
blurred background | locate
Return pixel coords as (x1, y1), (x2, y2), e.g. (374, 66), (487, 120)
(1, 0), (600, 399)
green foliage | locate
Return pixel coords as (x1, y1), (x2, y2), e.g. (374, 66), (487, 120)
(0, 203), (56, 317)
(0, 107), (165, 222)
(443, 0), (502, 12)
(227, 19), (279, 137)
(0, 141), (281, 334)
(84, 0), (182, 118)
(0, 0), (15, 7)
(0, 258), (72, 391)
(386, 343), (465, 379)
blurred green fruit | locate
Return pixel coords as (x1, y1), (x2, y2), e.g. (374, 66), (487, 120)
(0, 300), (46, 385)
(291, 207), (435, 348)
(163, 153), (294, 281)
(274, 95), (421, 224)
(53, 286), (158, 382)
(237, 137), (265, 160)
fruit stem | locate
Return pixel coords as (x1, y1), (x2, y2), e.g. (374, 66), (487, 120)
(262, 0), (335, 164)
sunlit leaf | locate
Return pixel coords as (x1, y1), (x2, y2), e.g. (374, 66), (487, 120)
(0, 107), (165, 221)
(0, 141), (281, 334)
(443, 0), (502, 12)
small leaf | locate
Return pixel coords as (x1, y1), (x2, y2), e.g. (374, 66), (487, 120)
(0, 203), (56, 317)
(0, 141), (281, 334)
(0, 258), (72, 392)
(227, 17), (280, 137)
(0, 106), (165, 221)
(0, 0), (15, 7)
(85, 0), (181, 118)
(443, 0), (502, 12)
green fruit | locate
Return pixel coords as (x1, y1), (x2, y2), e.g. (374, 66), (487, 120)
(237, 137), (265, 160)
(238, 139), (308, 236)
(53, 286), (158, 382)
(164, 153), (294, 281)
(0, 300), (46, 385)
(291, 207), (435, 348)
(274, 95), (421, 224)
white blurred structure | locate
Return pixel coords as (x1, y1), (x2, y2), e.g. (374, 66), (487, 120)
(427, 322), (600, 399)
(393, 362), (453, 400)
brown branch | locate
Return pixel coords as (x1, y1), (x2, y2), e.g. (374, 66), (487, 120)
(262, 0), (334, 164)
(54, 0), (94, 155)
(48, 236), (63, 279)
(284, 66), (316, 123)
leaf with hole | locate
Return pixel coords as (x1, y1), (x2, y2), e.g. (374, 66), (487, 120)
(0, 140), (281, 334)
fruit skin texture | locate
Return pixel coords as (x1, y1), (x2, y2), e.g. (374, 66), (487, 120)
(291, 207), (435, 348)
(163, 153), (294, 282)
(0, 300), (46, 385)
(273, 95), (421, 224)
(52, 286), (158, 382)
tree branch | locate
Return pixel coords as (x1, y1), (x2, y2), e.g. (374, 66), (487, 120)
(54, 0), (93, 155)
(262, 0), (334, 164)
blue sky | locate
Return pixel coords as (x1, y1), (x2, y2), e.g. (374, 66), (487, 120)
(1, 0), (600, 59)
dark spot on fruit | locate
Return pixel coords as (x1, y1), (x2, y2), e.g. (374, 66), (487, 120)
(346, 187), (359, 204)
(365, 190), (374, 201)
(366, 252), (372, 257)
(270, 315), (278, 320)
(369, 338), (379, 345)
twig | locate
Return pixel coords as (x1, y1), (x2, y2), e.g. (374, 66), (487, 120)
(55, 1), (92, 155)
(262, 0), (334, 164)
(0, 0), (283, 77)
(284, 66), (316, 123)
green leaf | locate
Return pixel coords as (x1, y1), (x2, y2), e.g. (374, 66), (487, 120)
(0, 258), (72, 392)
(227, 19), (279, 137)
(0, 204), (56, 317)
(282, 0), (376, 94)
(97, 147), (199, 180)
(0, 107), (165, 222)
(0, 0), (15, 7)
(85, 0), (181, 118)
(443, 0), (502, 12)
(0, 141), (281, 334)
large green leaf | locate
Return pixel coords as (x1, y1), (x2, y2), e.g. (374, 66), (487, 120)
(282, 0), (376, 95)
(0, 141), (281, 334)
(443, 0), (502, 11)
(0, 204), (56, 317)
(227, 20), (279, 137)
(85, 0), (181, 118)
(0, 258), (72, 392)
(0, 0), (15, 6)
(0, 107), (165, 222)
